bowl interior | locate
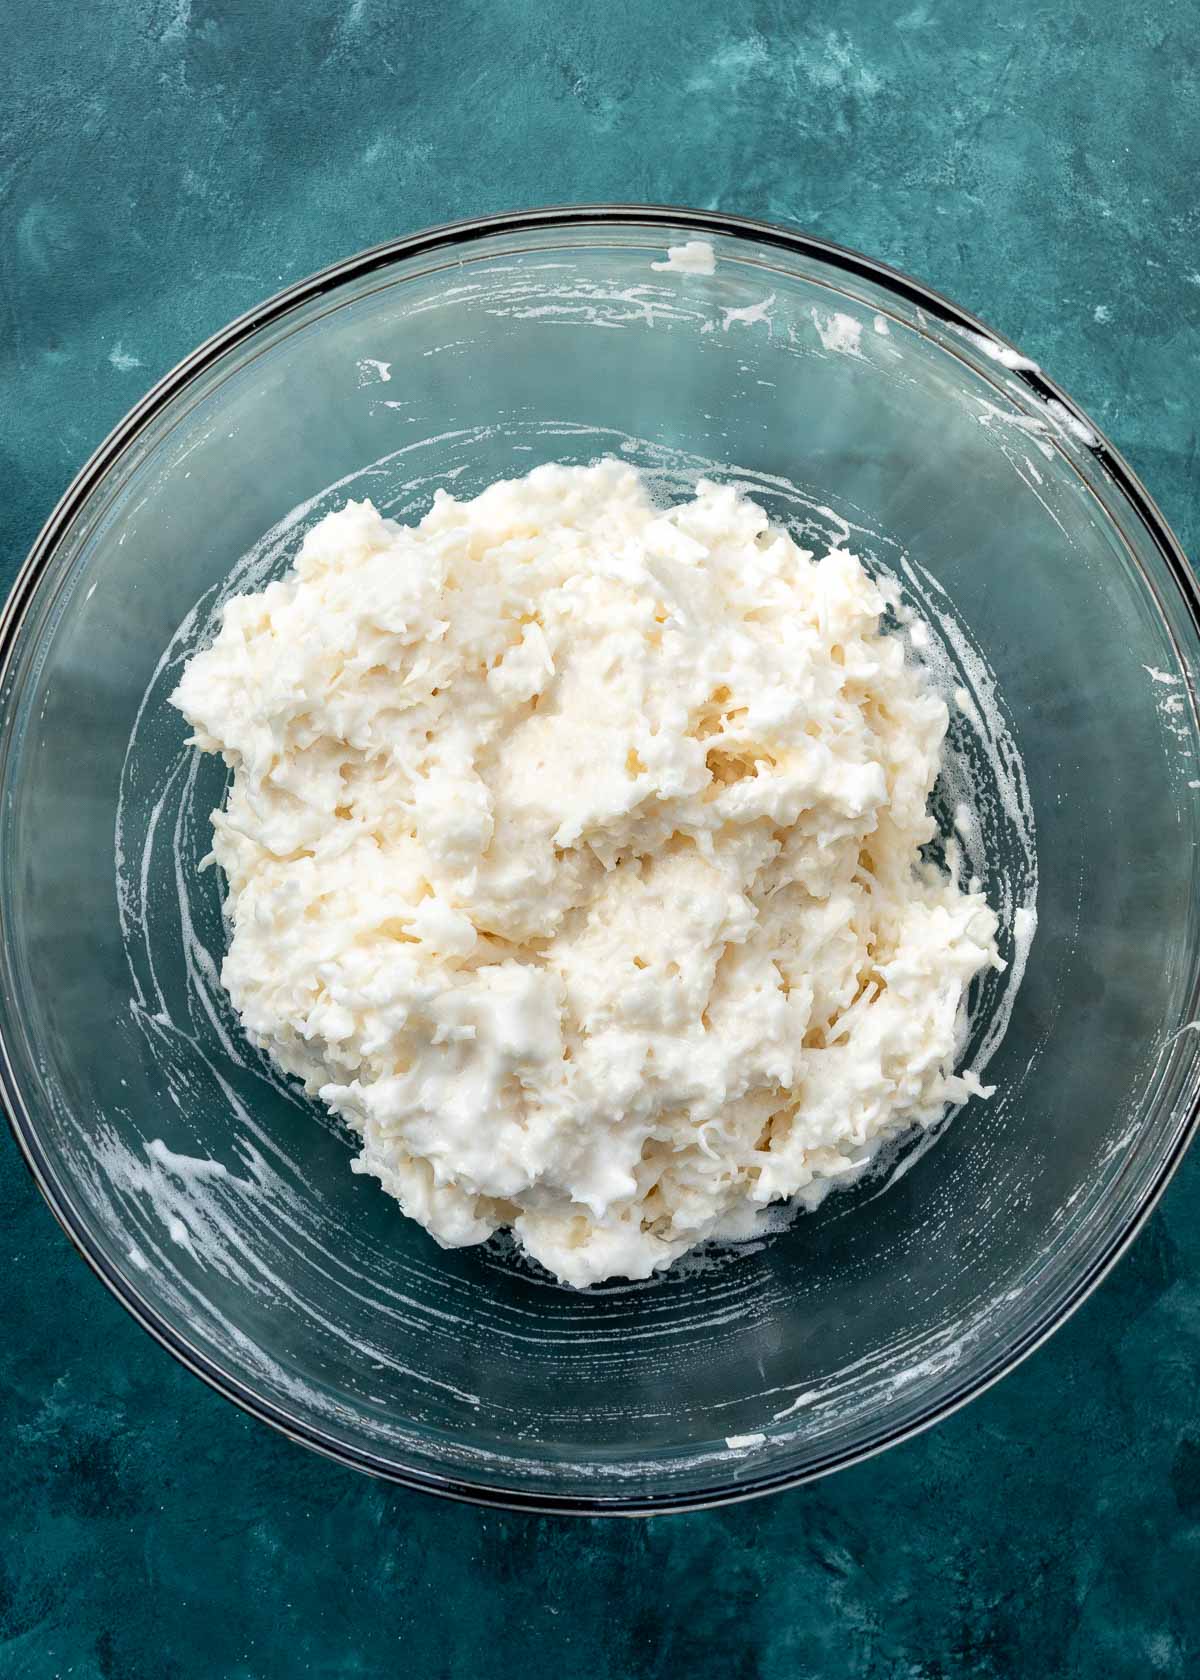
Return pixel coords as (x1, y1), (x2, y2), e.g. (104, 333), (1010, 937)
(3, 214), (1199, 1509)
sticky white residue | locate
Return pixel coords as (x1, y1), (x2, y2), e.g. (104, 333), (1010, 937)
(953, 324), (1040, 373)
(725, 1432), (766, 1450)
(420, 340), (470, 359)
(650, 240), (716, 276)
(1143, 661), (1196, 770)
(109, 343), (142, 373)
(1165, 1021), (1200, 1049)
(772, 1390), (819, 1420)
(969, 391), (1103, 540)
(481, 275), (705, 333)
(1012, 905), (1038, 968)
(1041, 398), (1099, 449)
(974, 399), (1055, 463)
(811, 309), (863, 356)
(873, 314), (890, 335)
(91, 1114), (485, 1407)
(356, 358), (392, 386)
(721, 294), (775, 333)
(149, 1137), (230, 1181)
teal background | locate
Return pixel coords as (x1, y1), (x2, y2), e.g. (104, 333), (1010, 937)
(2, 1), (1199, 1675)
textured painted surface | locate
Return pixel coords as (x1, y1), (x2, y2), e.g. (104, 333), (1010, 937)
(2, 1), (1200, 1675)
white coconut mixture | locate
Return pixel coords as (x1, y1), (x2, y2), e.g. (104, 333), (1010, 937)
(172, 461), (1001, 1287)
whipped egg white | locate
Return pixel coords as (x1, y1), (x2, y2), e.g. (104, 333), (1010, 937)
(172, 461), (1001, 1286)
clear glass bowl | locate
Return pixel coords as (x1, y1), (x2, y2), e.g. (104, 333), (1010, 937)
(3, 207), (1199, 1514)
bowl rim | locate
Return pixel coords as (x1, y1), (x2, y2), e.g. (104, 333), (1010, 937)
(2, 202), (1199, 1516)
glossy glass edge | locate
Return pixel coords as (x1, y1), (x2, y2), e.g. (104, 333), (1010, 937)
(1, 203), (1198, 1516)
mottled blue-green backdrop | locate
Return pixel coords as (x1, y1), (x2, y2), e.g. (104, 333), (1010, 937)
(3, 2), (1199, 1676)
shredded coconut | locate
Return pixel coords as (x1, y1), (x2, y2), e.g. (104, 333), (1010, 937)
(172, 462), (1002, 1286)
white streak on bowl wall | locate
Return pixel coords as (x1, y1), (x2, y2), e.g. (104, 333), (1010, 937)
(721, 294), (775, 332)
(149, 1136), (229, 1181)
(951, 324), (1041, 373)
(650, 239), (716, 276)
(811, 309), (863, 356)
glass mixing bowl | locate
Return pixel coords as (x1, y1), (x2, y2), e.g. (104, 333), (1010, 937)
(3, 207), (1199, 1514)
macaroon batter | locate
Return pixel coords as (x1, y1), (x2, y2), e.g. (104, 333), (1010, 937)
(172, 461), (1001, 1286)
